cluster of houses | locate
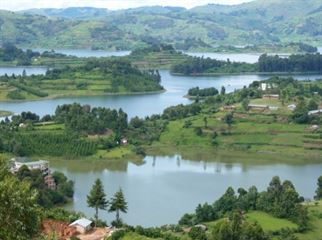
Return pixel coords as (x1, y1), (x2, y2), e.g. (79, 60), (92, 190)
(10, 158), (56, 190)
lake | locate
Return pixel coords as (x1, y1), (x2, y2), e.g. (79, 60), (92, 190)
(0, 67), (321, 118)
(51, 155), (322, 227)
(0, 55), (321, 227)
(33, 49), (131, 58)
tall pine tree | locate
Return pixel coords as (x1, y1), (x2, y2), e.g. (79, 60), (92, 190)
(87, 179), (108, 222)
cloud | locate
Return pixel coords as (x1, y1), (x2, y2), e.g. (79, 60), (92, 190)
(0, 0), (253, 11)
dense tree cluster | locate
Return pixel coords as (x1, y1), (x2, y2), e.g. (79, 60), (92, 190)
(55, 103), (128, 134)
(0, 158), (41, 240)
(171, 56), (256, 75)
(16, 166), (74, 208)
(258, 53), (322, 72)
(188, 87), (219, 97)
(0, 43), (40, 65)
(315, 175), (322, 200)
(171, 54), (322, 75)
(130, 44), (176, 56)
(179, 176), (308, 230)
(162, 103), (201, 120)
(212, 211), (268, 240)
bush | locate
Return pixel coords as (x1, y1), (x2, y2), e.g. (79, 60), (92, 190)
(111, 230), (126, 240)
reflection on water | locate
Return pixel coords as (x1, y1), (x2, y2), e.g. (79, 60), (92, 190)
(51, 155), (322, 227)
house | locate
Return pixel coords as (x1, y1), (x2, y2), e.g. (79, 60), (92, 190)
(248, 104), (269, 110)
(44, 174), (56, 190)
(262, 94), (279, 100)
(268, 106), (279, 111)
(223, 105), (236, 111)
(288, 104), (296, 111)
(69, 218), (93, 234)
(11, 159), (50, 175)
(121, 138), (128, 145)
(308, 109), (322, 116)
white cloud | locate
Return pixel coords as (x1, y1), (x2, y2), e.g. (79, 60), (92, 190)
(0, 0), (254, 11)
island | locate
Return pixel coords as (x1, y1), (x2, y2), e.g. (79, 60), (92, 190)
(0, 58), (163, 101)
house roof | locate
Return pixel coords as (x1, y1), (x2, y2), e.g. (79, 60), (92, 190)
(308, 109), (322, 115)
(69, 218), (92, 228)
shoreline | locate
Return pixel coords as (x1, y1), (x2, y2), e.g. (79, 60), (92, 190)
(0, 89), (166, 103)
(171, 71), (322, 77)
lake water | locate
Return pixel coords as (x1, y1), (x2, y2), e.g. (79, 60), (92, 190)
(0, 55), (321, 227)
(51, 156), (322, 227)
(34, 49), (131, 58)
(0, 68), (321, 118)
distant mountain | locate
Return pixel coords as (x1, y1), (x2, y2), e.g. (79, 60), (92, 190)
(20, 7), (110, 19)
(0, 0), (321, 50)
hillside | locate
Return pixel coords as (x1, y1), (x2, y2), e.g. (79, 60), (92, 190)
(0, 0), (321, 50)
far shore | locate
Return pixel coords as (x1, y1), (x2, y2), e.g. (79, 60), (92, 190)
(171, 71), (322, 77)
(0, 89), (166, 103)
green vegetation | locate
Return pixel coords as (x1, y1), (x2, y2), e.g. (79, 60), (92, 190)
(1, 0), (322, 50)
(146, 76), (322, 162)
(0, 110), (12, 117)
(0, 58), (163, 101)
(246, 211), (298, 232)
(87, 178), (109, 223)
(187, 87), (219, 98)
(0, 158), (41, 240)
(16, 166), (74, 208)
(171, 54), (322, 75)
(129, 44), (188, 69)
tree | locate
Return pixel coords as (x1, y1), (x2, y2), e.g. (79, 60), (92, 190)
(109, 188), (128, 222)
(242, 98), (250, 111)
(314, 176), (322, 200)
(292, 100), (308, 124)
(0, 158), (41, 240)
(223, 113), (234, 127)
(87, 179), (108, 222)
(221, 86), (226, 95)
(203, 116), (208, 128)
(307, 99), (318, 111)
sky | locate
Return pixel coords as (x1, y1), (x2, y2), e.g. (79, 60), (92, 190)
(0, 0), (254, 11)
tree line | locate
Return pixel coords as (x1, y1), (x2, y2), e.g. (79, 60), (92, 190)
(170, 54), (322, 75)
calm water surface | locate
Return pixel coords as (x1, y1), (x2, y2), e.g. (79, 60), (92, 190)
(51, 155), (322, 227)
(0, 54), (321, 226)
(34, 49), (131, 58)
(0, 68), (321, 118)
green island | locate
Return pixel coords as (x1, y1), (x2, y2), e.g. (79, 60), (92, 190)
(0, 57), (163, 101)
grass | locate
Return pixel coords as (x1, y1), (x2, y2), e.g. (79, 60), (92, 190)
(245, 211), (298, 231)
(0, 110), (13, 117)
(296, 201), (322, 240)
(146, 100), (322, 163)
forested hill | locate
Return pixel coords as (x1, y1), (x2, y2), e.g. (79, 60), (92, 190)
(0, 0), (321, 50)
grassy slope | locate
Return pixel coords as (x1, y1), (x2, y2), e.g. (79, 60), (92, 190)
(0, 67), (163, 102)
(32, 123), (142, 163)
(296, 201), (322, 240)
(246, 211), (298, 231)
(1, 0), (322, 50)
(147, 99), (322, 163)
(0, 110), (13, 117)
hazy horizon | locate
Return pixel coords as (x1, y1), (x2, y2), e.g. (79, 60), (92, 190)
(0, 0), (254, 11)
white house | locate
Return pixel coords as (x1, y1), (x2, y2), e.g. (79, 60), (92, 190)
(11, 159), (50, 175)
(69, 218), (93, 234)
(308, 109), (322, 116)
(288, 104), (296, 111)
